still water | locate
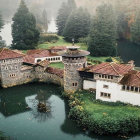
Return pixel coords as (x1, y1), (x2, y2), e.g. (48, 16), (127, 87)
(0, 18), (57, 46)
(0, 83), (140, 140)
(117, 40), (140, 67)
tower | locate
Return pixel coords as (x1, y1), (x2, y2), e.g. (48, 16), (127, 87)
(61, 46), (90, 93)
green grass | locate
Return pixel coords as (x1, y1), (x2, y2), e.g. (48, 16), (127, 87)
(87, 56), (109, 62)
(81, 93), (140, 119)
(49, 62), (64, 69)
(37, 36), (88, 50)
(37, 36), (72, 49)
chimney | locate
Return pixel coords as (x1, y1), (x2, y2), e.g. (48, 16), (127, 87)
(128, 60), (135, 68)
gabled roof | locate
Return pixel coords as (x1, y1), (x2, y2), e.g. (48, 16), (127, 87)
(24, 49), (59, 65)
(119, 70), (140, 87)
(79, 62), (134, 76)
(23, 55), (35, 64)
(46, 67), (64, 78)
(0, 48), (25, 60)
(27, 49), (58, 57)
(35, 60), (50, 67)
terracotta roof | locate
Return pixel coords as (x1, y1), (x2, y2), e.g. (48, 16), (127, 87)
(24, 49), (60, 64)
(27, 49), (58, 57)
(46, 67), (64, 78)
(36, 60), (50, 67)
(0, 48), (25, 60)
(23, 55), (35, 64)
(79, 62), (134, 76)
(119, 70), (140, 87)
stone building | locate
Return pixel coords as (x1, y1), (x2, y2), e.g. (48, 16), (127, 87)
(0, 48), (24, 87)
(0, 48), (64, 88)
(60, 46), (90, 93)
(24, 49), (62, 64)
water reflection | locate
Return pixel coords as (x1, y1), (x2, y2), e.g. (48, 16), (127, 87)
(0, 83), (139, 140)
(118, 40), (140, 67)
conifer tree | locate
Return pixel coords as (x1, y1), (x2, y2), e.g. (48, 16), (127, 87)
(63, 8), (90, 42)
(88, 4), (117, 56)
(56, 0), (76, 35)
(0, 12), (3, 32)
(42, 9), (48, 33)
(130, 9), (140, 45)
(12, 0), (40, 50)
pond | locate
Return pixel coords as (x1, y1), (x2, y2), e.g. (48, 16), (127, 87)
(118, 40), (140, 67)
(0, 83), (139, 140)
(0, 18), (57, 46)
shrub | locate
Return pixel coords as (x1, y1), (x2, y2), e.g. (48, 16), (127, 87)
(39, 34), (59, 43)
(68, 90), (140, 136)
(106, 57), (113, 62)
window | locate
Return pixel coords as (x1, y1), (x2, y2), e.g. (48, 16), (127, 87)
(37, 59), (41, 63)
(72, 83), (78, 87)
(126, 86), (130, 91)
(9, 74), (16, 78)
(135, 87), (138, 92)
(103, 85), (109, 89)
(131, 86), (134, 91)
(5, 67), (8, 70)
(99, 75), (101, 78)
(100, 92), (111, 99)
(122, 85), (125, 90)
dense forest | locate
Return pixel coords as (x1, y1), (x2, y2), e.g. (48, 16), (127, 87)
(1, 0), (140, 56)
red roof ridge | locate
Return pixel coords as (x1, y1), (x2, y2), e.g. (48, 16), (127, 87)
(110, 63), (121, 76)
(136, 72), (140, 80)
(90, 62), (110, 72)
(0, 48), (5, 55)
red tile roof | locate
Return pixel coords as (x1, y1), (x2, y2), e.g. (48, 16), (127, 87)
(24, 49), (60, 64)
(27, 49), (58, 57)
(36, 60), (50, 67)
(0, 48), (25, 60)
(119, 70), (140, 87)
(23, 55), (35, 64)
(79, 62), (134, 76)
(46, 67), (64, 78)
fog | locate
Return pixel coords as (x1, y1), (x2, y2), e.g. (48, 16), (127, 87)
(0, 0), (140, 21)
(0, 0), (67, 21)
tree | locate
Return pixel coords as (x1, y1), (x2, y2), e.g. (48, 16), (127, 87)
(63, 8), (90, 42)
(88, 4), (117, 56)
(42, 9), (48, 33)
(0, 12), (3, 32)
(12, 0), (40, 50)
(130, 9), (140, 45)
(56, 0), (76, 35)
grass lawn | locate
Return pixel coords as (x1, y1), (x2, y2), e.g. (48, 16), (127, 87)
(37, 36), (88, 50)
(68, 91), (140, 135)
(81, 93), (140, 119)
(49, 62), (64, 69)
(37, 36), (72, 49)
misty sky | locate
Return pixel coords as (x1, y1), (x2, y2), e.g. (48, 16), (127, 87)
(0, 0), (67, 21)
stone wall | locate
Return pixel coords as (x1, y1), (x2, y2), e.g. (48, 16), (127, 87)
(63, 57), (87, 93)
(0, 63), (64, 88)
(0, 58), (23, 88)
